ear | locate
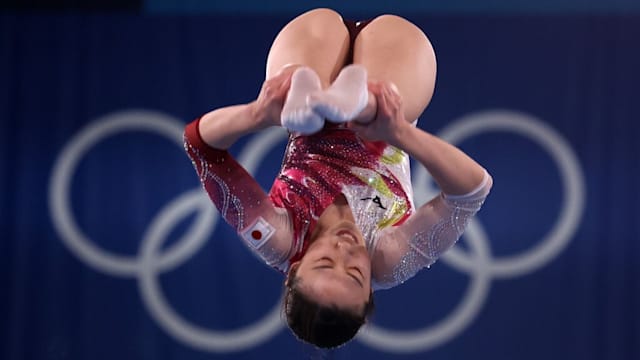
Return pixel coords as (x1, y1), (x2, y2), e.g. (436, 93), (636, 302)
(285, 261), (300, 286)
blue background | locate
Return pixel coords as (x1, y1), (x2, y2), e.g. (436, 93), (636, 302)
(1, 1), (639, 359)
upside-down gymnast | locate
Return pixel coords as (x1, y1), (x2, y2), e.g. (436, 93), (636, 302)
(184, 8), (492, 349)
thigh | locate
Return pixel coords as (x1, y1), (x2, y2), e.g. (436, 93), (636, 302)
(265, 8), (351, 88)
(353, 15), (437, 122)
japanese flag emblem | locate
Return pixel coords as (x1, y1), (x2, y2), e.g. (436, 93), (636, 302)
(241, 217), (275, 249)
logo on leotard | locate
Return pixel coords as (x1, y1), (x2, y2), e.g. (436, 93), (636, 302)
(361, 195), (387, 210)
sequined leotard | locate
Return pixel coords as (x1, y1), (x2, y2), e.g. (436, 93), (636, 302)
(184, 119), (492, 290)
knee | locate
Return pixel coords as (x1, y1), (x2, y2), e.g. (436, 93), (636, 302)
(286, 8), (348, 44)
(370, 14), (416, 28)
(365, 14), (428, 41)
(295, 8), (344, 25)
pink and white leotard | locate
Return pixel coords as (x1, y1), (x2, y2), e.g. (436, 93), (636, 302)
(184, 119), (492, 290)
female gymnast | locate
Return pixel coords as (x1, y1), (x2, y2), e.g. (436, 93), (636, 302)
(184, 8), (492, 349)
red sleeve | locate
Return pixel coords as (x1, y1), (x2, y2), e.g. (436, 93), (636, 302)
(183, 117), (294, 269)
(183, 117), (269, 232)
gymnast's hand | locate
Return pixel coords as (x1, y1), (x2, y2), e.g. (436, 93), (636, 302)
(348, 81), (411, 145)
(250, 67), (295, 129)
(197, 68), (295, 149)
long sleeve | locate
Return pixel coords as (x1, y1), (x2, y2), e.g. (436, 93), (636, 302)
(183, 118), (293, 269)
(371, 170), (493, 290)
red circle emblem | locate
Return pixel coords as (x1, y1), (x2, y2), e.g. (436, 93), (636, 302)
(251, 230), (262, 240)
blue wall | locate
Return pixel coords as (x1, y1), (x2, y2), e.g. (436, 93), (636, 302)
(1, 9), (639, 360)
(146, 0), (640, 14)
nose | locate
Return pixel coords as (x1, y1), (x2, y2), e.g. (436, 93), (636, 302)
(333, 237), (358, 255)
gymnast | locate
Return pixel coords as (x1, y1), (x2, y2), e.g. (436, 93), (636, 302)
(184, 8), (492, 349)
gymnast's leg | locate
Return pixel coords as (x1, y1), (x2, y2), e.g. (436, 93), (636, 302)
(265, 8), (351, 133)
(352, 15), (437, 123)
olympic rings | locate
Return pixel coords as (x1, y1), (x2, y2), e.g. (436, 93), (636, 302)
(420, 110), (586, 278)
(362, 110), (586, 352)
(49, 110), (215, 277)
(49, 109), (586, 353)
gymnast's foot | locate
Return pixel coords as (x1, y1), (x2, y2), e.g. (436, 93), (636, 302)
(281, 66), (324, 134)
(307, 64), (368, 123)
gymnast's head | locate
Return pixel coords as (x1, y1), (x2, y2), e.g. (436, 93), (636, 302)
(283, 220), (375, 348)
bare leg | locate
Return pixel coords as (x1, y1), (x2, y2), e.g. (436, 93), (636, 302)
(265, 8), (350, 87)
(353, 15), (437, 122)
(266, 9), (352, 133)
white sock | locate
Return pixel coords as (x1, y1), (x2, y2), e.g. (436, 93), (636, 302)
(307, 64), (368, 123)
(281, 67), (324, 134)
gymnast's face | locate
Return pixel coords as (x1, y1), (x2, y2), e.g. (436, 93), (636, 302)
(293, 220), (372, 312)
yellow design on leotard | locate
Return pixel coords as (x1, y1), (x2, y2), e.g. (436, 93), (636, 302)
(352, 168), (408, 229)
(380, 146), (405, 165)
(377, 199), (408, 229)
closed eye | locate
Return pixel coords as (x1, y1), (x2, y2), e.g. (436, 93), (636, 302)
(349, 267), (364, 287)
(349, 272), (363, 287)
(353, 267), (364, 279)
(312, 259), (364, 288)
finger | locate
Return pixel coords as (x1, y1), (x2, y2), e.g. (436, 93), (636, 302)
(368, 82), (391, 120)
(388, 82), (400, 96)
(271, 70), (288, 85)
(368, 81), (384, 98)
(389, 83), (402, 105)
(274, 64), (295, 78)
(268, 68), (292, 89)
(385, 86), (400, 116)
(278, 74), (292, 95)
(391, 87), (403, 111)
(378, 84), (392, 115)
(385, 83), (401, 107)
(382, 85), (398, 110)
(260, 82), (274, 98)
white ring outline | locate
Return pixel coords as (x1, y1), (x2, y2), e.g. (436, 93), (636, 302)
(137, 126), (290, 352)
(360, 110), (585, 353)
(49, 110), (214, 277)
(48, 109), (586, 353)
(358, 219), (493, 353)
(49, 110), (293, 352)
(415, 110), (586, 278)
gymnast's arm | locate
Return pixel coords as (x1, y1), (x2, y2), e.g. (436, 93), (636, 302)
(198, 68), (293, 149)
(350, 81), (492, 289)
(183, 70), (294, 269)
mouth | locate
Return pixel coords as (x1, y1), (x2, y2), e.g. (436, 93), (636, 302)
(336, 229), (360, 244)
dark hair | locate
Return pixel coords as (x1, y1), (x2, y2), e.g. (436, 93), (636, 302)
(283, 269), (375, 349)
